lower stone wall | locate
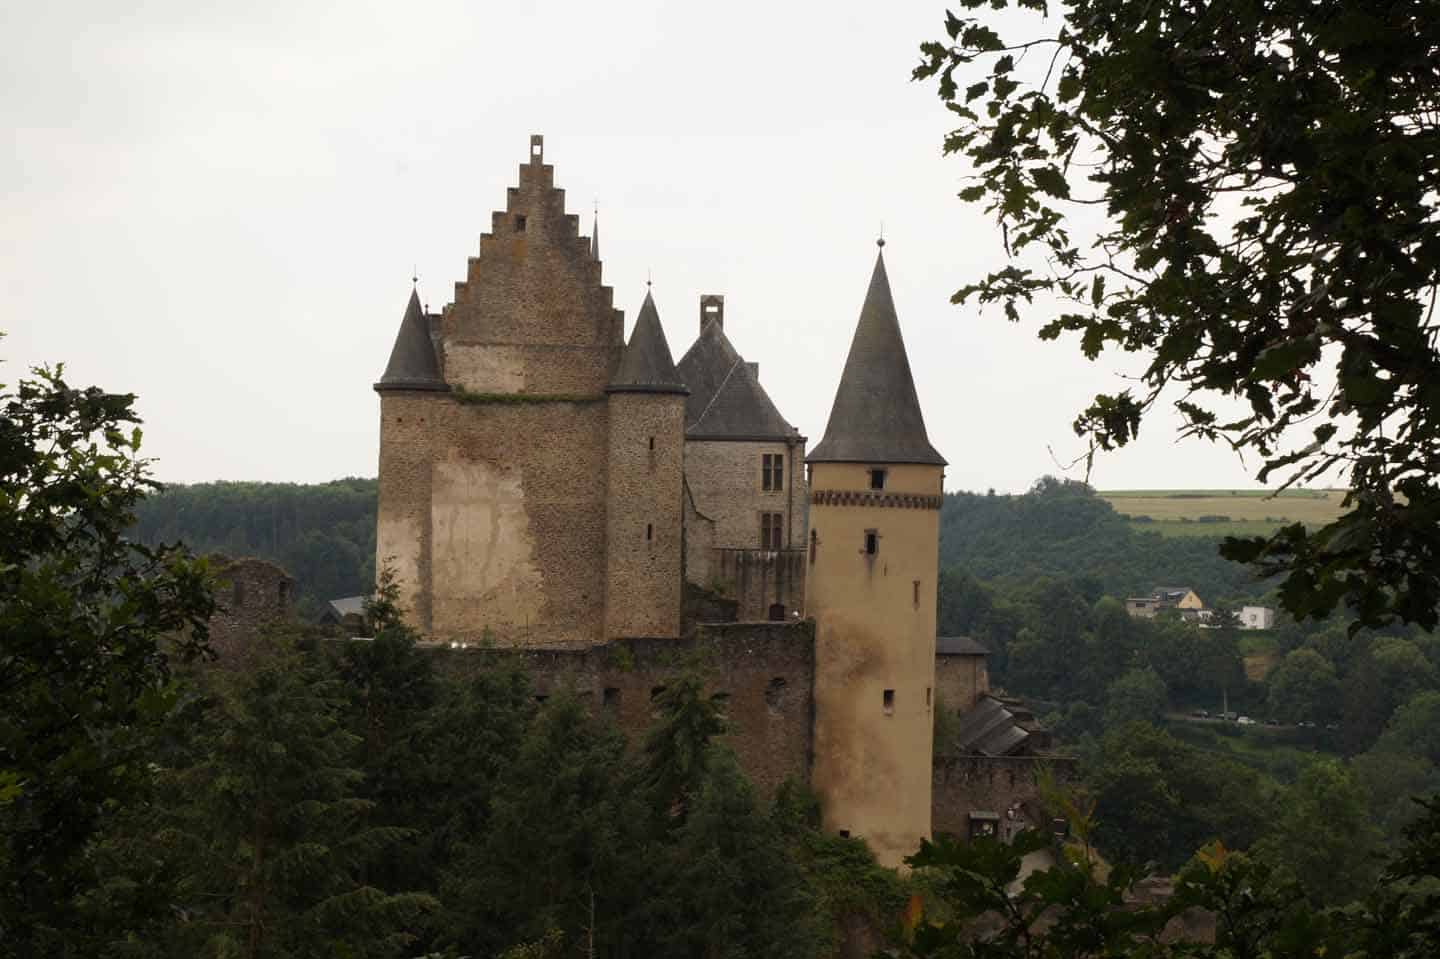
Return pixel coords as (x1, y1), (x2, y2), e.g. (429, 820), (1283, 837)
(931, 755), (1076, 841)
(432, 621), (815, 797)
(714, 547), (806, 622)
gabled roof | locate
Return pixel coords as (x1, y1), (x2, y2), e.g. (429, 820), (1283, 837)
(676, 319), (798, 441)
(608, 292), (687, 394)
(808, 248), (945, 465)
(375, 289), (447, 392)
(937, 635), (990, 656)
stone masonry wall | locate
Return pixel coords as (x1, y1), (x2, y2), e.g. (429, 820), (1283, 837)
(433, 621), (816, 796)
(208, 556), (295, 664)
(935, 654), (990, 714)
(931, 755), (1076, 840)
(605, 392), (686, 639)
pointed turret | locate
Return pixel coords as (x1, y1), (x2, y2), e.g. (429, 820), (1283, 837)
(374, 288), (447, 392)
(590, 206), (601, 261)
(608, 291), (688, 394)
(808, 246), (945, 465)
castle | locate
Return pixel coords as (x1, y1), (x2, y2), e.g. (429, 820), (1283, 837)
(370, 136), (1050, 867)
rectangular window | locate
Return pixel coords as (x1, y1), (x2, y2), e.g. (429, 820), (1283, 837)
(869, 468), (887, 490)
(883, 689), (895, 715)
(761, 512), (784, 550)
(914, 580), (921, 607)
(864, 530), (878, 555)
(762, 453), (784, 491)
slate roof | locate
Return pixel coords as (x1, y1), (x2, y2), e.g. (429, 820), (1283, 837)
(375, 289), (447, 392)
(952, 696), (1034, 757)
(808, 248), (946, 465)
(936, 635), (990, 656)
(609, 292), (688, 394)
(676, 319), (799, 441)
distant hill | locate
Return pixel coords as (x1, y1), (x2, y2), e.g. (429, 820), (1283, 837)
(941, 478), (1273, 605)
(1098, 488), (1347, 538)
(132, 478), (377, 614)
(133, 476), (1282, 616)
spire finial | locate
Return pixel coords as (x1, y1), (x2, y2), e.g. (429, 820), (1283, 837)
(411, 265), (418, 286)
(646, 268), (652, 289)
(590, 201), (601, 261)
(877, 222), (885, 248)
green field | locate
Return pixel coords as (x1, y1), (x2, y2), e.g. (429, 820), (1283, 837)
(1098, 489), (1347, 538)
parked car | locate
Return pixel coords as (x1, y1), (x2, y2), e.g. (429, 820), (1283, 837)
(1191, 709), (1210, 718)
(1237, 716), (1256, 726)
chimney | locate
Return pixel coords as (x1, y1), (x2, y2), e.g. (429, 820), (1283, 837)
(700, 294), (725, 333)
(746, 361), (759, 382)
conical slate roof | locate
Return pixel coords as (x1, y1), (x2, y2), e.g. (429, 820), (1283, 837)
(808, 249), (946, 465)
(608, 292), (688, 394)
(677, 318), (798, 441)
(375, 289), (447, 392)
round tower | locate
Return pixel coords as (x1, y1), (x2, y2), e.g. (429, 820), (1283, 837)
(806, 243), (946, 868)
(604, 290), (688, 639)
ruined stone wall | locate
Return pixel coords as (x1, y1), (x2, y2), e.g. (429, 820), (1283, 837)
(935, 654), (990, 714)
(207, 556), (295, 664)
(605, 392), (686, 639)
(433, 621), (816, 796)
(715, 548), (806, 622)
(931, 756), (1075, 841)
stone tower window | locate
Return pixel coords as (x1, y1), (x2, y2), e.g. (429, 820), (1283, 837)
(809, 529), (818, 564)
(762, 453), (784, 491)
(927, 686), (933, 707)
(646, 523), (653, 541)
(839, 829), (851, 838)
(864, 530), (879, 556)
(761, 512), (784, 550)
(233, 580), (246, 607)
(869, 468), (887, 490)
(603, 687), (620, 710)
(515, 214), (527, 232)
(883, 689), (895, 715)
(913, 580), (921, 607)
(648, 435), (655, 451)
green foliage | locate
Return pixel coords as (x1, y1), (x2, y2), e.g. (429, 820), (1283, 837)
(131, 478), (377, 615)
(1254, 760), (1382, 905)
(1265, 648), (1340, 724)
(0, 363), (215, 949)
(918, 1), (1440, 630)
(1102, 667), (1166, 729)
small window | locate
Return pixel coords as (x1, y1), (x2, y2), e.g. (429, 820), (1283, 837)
(883, 689), (895, 715)
(232, 580), (246, 607)
(913, 580), (921, 607)
(839, 829), (851, 839)
(768, 603), (786, 621)
(869, 468), (887, 490)
(648, 436), (655, 451)
(535, 693), (549, 704)
(762, 453), (784, 491)
(765, 677), (788, 710)
(515, 214), (527, 232)
(864, 530), (878, 555)
(650, 685), (667, 701)
(926, 687), (933, 707)
(809, 529), (818, 564)
(761, 512), (784, 550)
(603, 687), (621, 709)
(646, 523), (653, 541)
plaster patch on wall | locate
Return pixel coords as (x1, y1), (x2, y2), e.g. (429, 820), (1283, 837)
(376, 515), (423, 618)
(445, 344), (526, 394)
(431, 456), (543, 634)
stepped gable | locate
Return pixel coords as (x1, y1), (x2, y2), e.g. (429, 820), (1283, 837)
(440, 134), (623, 395)
(608, 291), (688, 394)
(808, 246), (946, 465)
(676, 318), (797, 441)
(375, 288), (447, 392)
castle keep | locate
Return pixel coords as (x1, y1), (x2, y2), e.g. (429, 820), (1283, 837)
(372, 136), (1051, 867)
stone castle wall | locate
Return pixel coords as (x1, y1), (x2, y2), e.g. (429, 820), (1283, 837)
(207, 556), (295, 665)
(935, 654), (990, 714)
(931, 755), (1076, 840)
(434, 621), (816, 796)
(605, 392), (686, 639)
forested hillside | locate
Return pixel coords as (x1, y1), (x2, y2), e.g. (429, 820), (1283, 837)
(132, 478), (377, 613)
(940, 477), (1267, 605)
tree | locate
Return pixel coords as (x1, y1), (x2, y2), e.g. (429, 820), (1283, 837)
(0, 363), (215, 949)
(1375, 691), (1440, 766)
(916, 2), (1440, 630)
(1254, 760), (1382, 905)
(1101, 667), (1167, 728)
(1266, 648), (1340, 724)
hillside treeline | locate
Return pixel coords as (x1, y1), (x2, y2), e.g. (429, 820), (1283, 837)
(132, 478), (377, 613)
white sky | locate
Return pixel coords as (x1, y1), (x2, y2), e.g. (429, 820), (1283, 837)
(3, 0), (1265, 493)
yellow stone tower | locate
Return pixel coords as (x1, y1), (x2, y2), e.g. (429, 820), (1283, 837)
(806, 241), (946, 868)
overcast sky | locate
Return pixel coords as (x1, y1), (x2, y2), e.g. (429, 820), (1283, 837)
(3, 0), (1267, 493)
